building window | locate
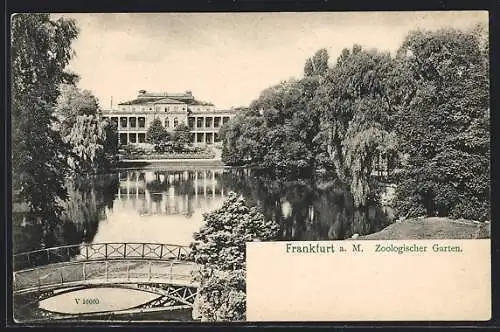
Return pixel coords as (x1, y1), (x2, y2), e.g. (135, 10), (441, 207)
(129, 133), (137, 143)
(205, 117), (212, 128)
(173, 118), (179, 128)
(164, 107), (169, 112)
(119, 133), (128, 145)
(206, 133), (213, 144)
(223, 117), (230, 125)
(138, 133), (146, 143)
(214, 117), (221, 128)
(188, 117), (195, 129)
(120, 117), (127, 128)
(214, 133), (220, 142)
(196, 133), (203, 143)
(196, 117), (203, 128)
(102, 117), (108, 121)
(111, 117), (119, 127)
(190, 133), (195, 143)
(129, 117), (136, 128)
(122, 107), (126, 111)
(138, 117), (145, 128)
(149, 108), (153, 111)
(165, 118), (170, 128)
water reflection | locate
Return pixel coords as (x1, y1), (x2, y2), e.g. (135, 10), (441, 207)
(219, 173), (393, 241)
(14, 167), (394, 265)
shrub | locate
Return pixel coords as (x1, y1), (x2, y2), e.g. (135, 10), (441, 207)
(191, 192), (279, 321)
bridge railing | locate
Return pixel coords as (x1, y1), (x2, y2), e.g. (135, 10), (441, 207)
(14, 259), (200, 294)
(13, 243), (192, 271)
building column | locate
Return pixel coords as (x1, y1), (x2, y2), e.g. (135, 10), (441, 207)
(127, 172), (130, 199)
(194, 171), (198, 197)
(212, 171), (216, 199)
(117, 172), (121, 200)
(203, 170), (207, 197)
(145, 188), (151, 212)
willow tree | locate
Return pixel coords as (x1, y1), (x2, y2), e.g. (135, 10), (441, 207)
(54, 84), (113, 175)
(314, 45), (397, 207)
(12, 14), (78, 229)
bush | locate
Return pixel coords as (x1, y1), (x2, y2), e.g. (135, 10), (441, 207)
(190, 192), (280, 321)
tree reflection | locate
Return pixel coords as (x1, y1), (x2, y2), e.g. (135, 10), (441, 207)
(219, 170), (393, 241)
(13, 174), (119, 268)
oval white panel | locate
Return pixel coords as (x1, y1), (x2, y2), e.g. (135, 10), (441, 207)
(39, 287), (161, 314)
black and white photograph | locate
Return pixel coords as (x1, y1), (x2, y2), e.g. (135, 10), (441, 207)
(11, 11), (490, 323)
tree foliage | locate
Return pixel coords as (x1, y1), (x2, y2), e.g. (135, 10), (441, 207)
(314, 45), (397, 207)
(146, 118), (169, 147)
(191, 192), (280, 321)
(220, 26), (489, 222)
(304, 48), (329, 77)
(172, 123), (192, 151)
(392, 28), (490, 221)
(220, 73), (324, 176)
(11, 14), (78, 227)
(54, 84), (116, 174)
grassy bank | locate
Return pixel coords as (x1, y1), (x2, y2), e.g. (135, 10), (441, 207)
(357, 217), (490, 240)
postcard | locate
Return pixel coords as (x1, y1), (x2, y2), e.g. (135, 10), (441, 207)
(11, 11), (490, 323)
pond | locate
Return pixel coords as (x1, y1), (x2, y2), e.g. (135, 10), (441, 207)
(14, 166), (394, 257)
(13, 166), (394, 320)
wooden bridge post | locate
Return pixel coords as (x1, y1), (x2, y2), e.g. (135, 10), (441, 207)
(127, 263), (130, 280)
(148, 261), (152, 281)
(123, 243), (127, 258)
(83, 262), (86, 281)
(60, 267), (64, 285)
(105, 261), (109, 280)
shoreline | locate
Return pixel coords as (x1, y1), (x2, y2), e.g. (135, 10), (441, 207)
(116, 158), (225, 169)
(356, 217), (490, 240)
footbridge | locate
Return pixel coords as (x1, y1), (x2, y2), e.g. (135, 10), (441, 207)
(13, 243), (202, 321)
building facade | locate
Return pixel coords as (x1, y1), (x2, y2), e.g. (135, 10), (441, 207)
(100, 90), (237, 146)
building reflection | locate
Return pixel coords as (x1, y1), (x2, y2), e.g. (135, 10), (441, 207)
(116, 169), (227, 217)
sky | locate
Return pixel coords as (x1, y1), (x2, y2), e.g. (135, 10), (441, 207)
(53, 11), (488, 110)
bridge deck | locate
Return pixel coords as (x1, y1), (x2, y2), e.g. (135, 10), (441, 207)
(14, 259), (200, 295)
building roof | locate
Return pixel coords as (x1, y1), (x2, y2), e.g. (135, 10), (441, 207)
(118, 98), (159, 105)
(153, 97), (186, 104)
(118, 90), (202, 106)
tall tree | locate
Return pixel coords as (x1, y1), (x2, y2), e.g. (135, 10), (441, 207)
(54, 84), (99, 134)
(314, 45), (396, 207)
(304, 48), (329, 77)
(146, 118), (169, 148)
(392, 28), (490, 221)
(172, 123), (192, 151)
(222, 72), (324, 176)
(54, 84), (112, 174)
(12, 14), (79, 230)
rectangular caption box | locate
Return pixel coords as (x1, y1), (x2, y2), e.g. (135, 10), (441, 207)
(246, 240), (491, 321)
